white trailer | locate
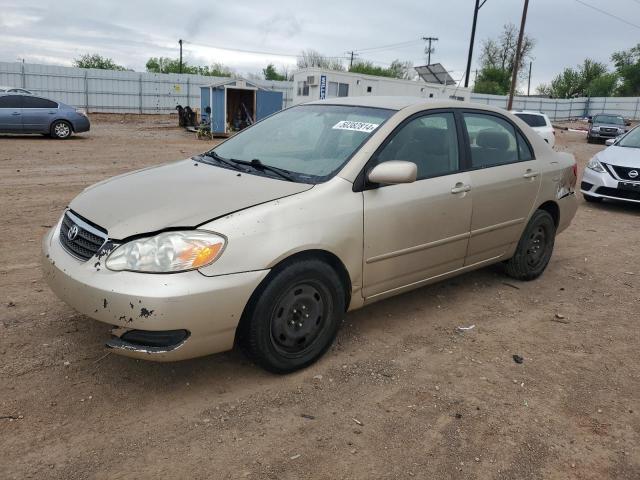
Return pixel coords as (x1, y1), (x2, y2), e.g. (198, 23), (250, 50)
(292, 68), (471, 106)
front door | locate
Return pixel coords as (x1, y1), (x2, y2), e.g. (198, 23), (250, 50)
(363, 111), (473, 299)
(0, 95), (23, 132)
(461, 111), (541, 265)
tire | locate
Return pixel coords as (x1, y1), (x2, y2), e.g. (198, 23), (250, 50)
(587, 136), (594, 144)
(240, 259), (345, 373)
(51, 120), (72, 139)
(583, 193), (603, 203)
(504, 210), (556, 281)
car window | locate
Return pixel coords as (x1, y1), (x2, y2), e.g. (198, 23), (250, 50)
(375, 112), (459, 180)
(514, 113), (547, 128)
(0, 95), (22, 108)
(22, 96), (57, 109)
(593, 114), (624, 126)
(517, 132), (534, 161)
(463, 113), (519, 168)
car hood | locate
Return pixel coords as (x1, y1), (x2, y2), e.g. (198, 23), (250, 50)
(69, 159), (313, 239)
(598, 146), (640, 169)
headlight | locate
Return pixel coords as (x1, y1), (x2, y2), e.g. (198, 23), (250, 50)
(590, 126), (600, 132)
(106, 231), (226, 273)
(586, 157), (606, 173)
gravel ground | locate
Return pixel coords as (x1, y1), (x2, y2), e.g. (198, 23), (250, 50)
(1, 115), (639, 479)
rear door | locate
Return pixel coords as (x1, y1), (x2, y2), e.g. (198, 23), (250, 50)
(21, 96), (58, 133)
(461, 111), (541, 265)
(0, 95), (23, 132)
(362, 110), (473, 299)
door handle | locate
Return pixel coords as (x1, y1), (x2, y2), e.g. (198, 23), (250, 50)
(11, 112), (20, 116)
(523, 170), (539, 179)
(451, 183), (471, 194)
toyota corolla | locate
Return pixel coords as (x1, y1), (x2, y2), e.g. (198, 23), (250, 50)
(42, 97), (578, 373)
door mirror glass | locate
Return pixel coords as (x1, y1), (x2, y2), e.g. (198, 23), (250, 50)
(368, 161), (417, 185)
(605, 138), (616, 146)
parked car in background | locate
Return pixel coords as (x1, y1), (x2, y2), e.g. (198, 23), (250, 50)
(0, 93), (90, 139)
(587, 114), (629, 143)
(511, 110), (555, 147)
(42, 97), (577, 372)
(0, 85), (33, 94)
(581, 125), (640, 204)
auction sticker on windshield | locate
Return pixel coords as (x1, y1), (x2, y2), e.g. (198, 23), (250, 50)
(332, 121), (380, 133)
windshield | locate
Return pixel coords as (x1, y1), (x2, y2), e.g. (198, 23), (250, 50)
(617, 126), (640, 148)
(593, 114), (625, 126)
(209, 104), (393, 183)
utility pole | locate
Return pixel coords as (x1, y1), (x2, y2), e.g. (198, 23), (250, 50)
(527, 61), (532, 96)
(507, 0), (530, 110)
(347, 51), (359, 69)
(422, 37), (438, 65)
(179, 39), (183, 74)
(464, 0), (488, 88)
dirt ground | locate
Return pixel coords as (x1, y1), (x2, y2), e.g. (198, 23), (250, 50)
(1, 115), (639, 480)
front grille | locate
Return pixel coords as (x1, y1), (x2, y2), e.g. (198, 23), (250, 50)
(596, 186), (640, 201)
(59, 211), (108, 261)
(610, 165), (640, 181)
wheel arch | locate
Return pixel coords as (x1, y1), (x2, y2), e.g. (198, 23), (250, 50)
(537, 200), (559, 228)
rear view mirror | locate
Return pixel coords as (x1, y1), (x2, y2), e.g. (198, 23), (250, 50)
(605, 138), (616, 146)
(368, 161), (417, 185)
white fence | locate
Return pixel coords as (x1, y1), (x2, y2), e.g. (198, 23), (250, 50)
(0, 62), (293, 113)
(470, 93), (640, 121)
(3, 61), (639, 121)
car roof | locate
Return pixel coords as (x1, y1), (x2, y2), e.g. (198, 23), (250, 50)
(307, 95), (511, 114)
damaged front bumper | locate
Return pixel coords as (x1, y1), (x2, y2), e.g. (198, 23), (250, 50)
(41, 222), (268, 361)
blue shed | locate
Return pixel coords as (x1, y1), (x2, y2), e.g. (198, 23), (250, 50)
(200, 78), (283, 136)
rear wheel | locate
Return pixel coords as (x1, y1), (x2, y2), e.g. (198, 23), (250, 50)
(240, 259), (345, 373)
(51, 120), (72, 139)
(505, 210), (556, 281)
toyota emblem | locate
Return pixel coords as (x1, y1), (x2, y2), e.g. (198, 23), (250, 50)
(67, 224), (79, 241)
(629, 170), (639, 179)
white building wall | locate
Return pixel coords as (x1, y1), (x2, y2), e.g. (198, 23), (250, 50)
(292, 68), (471, 106)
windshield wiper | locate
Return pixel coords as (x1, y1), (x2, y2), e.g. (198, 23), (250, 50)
(202, 151), (249, 172)
(234, 158), (296, 182)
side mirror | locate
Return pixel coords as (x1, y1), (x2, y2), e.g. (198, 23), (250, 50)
(626, 121), (632, 127)
(605, 138), (616, 146)
(368, 161), (417, 185)
(587, 118), (593, 124)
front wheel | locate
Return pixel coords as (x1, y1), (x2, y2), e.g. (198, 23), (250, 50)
(51, 120), (72, 139)
(240, 259), (345, 373)
(504, 210), (556, 281)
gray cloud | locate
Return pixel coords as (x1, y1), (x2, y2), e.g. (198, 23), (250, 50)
(1, 0), (638, 89)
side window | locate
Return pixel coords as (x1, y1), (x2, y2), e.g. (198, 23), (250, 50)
(375, 112), (459, 180)
(463, 113), (518, 168)
(517, 132), (534, 161)
(22, 96), (58, 109)
(0, 95), (22, 108)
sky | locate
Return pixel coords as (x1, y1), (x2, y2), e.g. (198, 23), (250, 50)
(1, 0), (639, 90)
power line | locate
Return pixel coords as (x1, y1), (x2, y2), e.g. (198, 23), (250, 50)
(573, 0), (640, 30)
(183, 40), (347, 60)
(353, 39), (423, 54)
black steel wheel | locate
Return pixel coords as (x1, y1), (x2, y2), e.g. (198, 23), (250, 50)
(505, 209), (556, 281)
(240, 259), (345, 373)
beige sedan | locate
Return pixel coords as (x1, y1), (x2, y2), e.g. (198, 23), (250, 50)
(42, 97), (578, 373)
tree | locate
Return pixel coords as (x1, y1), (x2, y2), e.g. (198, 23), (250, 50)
(348, 59), (414, 79)
(537, 59), (618, 98)
(297, 50), (344, 71)
(263, 63), (287, 81)
(145, 57), (232, 77)
(73, 54), (126, 71)
(612, 44), (640, 96)
(474, 67), (512, 95)
(474, 23), (535, 94)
